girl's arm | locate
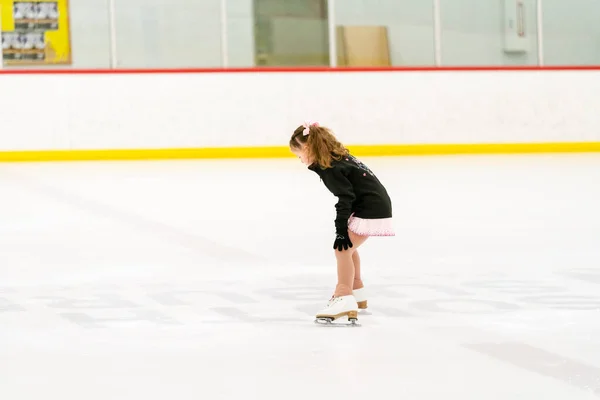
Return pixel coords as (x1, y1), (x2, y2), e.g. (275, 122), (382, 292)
(319, 166), (356, 234)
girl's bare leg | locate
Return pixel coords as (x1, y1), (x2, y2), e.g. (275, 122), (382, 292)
(333, 231), (368, 298)
(352, 250), (364, 290)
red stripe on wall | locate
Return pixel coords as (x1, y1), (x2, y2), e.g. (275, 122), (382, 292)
(1, 65), (600, 74)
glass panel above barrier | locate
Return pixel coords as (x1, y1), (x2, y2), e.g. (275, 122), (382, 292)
(113, 0), (223, 68)
(333, 0), (435, 67)
(439, 0), (539, 66)
(542, 0), (600, 66)
(224, 0), (254, 67)
(253, 0), (330, 66)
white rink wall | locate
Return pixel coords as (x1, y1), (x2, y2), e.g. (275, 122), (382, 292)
(0, 70), (599, 151)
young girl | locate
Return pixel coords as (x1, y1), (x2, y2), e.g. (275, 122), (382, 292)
(289, 121), (394, 324)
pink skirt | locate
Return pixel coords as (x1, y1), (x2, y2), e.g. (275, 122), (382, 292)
(348, 215), (395, 237)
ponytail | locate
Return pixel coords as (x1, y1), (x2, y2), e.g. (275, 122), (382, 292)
(289, 122), (349, 169)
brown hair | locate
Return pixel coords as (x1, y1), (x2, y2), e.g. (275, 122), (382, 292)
(289, 124), (349, 169)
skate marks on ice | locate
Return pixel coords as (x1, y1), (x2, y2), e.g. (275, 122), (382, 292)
(2, 268), (600, 395)
(463, 342), (600, 397)
(3, 170), (267, 266)
(0, 281), (311, 330)
(1, 267), (600, 330)
(2, 269), (600, 397)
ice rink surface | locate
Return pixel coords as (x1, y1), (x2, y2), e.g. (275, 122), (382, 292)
(1, 153), (600, 399)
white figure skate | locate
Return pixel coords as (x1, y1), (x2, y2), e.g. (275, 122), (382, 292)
(314, 295), (360, 327)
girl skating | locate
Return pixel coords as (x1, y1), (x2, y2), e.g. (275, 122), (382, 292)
(289, 122), (394, 326)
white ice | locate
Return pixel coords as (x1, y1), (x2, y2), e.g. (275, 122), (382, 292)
(1, 154), (600, 399)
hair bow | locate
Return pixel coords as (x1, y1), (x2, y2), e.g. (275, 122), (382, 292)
(302, 121), (319, 136)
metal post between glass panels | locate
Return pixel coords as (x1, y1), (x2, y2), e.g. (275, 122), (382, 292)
(536, 0), (544, 66)
(107, 0), (118, 68)
(220, 0), (229, 67)
(433, 0), (442, 66)
(328, 0), (337, 67)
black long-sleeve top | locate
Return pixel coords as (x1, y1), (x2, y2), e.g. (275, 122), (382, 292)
(308, 154), (392, 233)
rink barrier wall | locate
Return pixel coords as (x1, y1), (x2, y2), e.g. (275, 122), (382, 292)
(1, 66), (600, 161)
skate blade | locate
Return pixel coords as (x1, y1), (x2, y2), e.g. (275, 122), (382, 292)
(314, 317), (361, 327)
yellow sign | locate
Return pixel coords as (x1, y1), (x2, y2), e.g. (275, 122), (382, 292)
(1, 0), (71, 65)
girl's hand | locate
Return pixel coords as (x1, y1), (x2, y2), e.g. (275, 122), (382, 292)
(333, 231), (353, 251)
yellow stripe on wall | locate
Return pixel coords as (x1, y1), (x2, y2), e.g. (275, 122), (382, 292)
(1, 142), (600, 162)
(348, 142), (600, 156)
